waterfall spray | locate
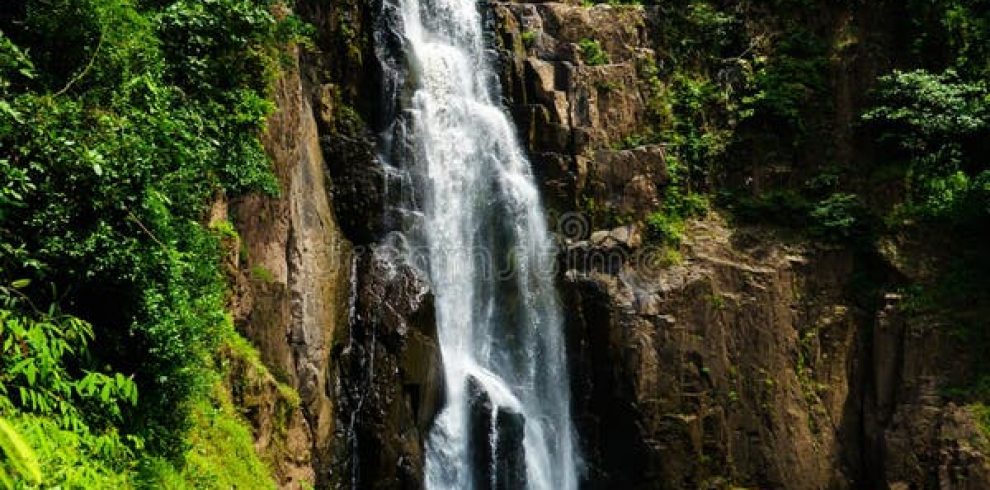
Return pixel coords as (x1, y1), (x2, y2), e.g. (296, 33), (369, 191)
(375, 0), (580, 488)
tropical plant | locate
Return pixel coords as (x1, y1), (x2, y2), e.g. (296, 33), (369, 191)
(0, 419), (42, 489)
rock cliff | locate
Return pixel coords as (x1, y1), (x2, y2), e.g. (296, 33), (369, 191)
(492, 2), (990, 489)
(225, 1), (444, 487)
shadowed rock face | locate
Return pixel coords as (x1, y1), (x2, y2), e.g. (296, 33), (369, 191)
(334, 248), (443, 489)
(563, 216), (865, 488)
(227, 0), (445, 487)
(467, 377), (528, 490)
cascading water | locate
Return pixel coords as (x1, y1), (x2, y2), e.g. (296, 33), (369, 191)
(375, 0), (579, 488)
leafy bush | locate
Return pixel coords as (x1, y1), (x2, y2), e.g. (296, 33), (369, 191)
(809, 193), (867, 239)
(0, 0), (308, 481)
(135, 388), (276, 490)
(578, 38), (609, 66)
(12, 416), (132, 488)
(0, 303), (139, 487)
(521, 30), (537, 48)
(724, 189), (810, 227)
(645, 211), (686, 246)
(905, 0), (990, 78)
(0, 308), (138, 428)
(740, 31), (828, 133)
(645, 157), (710, 247)
(972, 403), (990, 437)
(863, 69), (989, 221)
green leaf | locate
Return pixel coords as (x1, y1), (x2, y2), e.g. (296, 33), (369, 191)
(0, 101), (22, 124)
(0, 419), (43, 485)
(10, 279), (30, 290)
(24, 365), (36, 387)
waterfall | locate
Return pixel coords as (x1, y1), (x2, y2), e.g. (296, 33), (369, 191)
(375, 0), (579, 488)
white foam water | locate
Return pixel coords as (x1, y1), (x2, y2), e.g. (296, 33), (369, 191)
(375, 0), (579, 488)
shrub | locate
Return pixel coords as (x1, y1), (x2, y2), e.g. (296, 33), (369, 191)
(863, 69), (989, 221)
(646, 211), (686, 246)
(0, 418), (41, 489)
(578, 38), (609, 66)
(0, 308), (138, 426)
(725, 190), (810, 227)
(521, 30), (537, 48)
(0, 0), (307, 474)
(809, 193), (867, 240)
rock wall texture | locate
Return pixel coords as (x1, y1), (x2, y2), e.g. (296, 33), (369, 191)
(225, 1), (443, 488)
(493, 2), (661, 217)
(493, 2), (990, 489)
(227, 43), (351, 487)
(564, 216), (862, 488)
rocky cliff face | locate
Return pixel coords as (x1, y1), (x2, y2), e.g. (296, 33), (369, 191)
(493, 2), (990, 489)
(225, 44), (350, 487)
(224, 1), (444, 488)
(222, 1), (989, 489)
(564, 216), (863, 488)
(493, 2), (661, 218)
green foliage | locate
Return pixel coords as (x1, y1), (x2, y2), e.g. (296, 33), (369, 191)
(906, 0), (990, 78)
(0, 299), (140, 488)
(0, 0), (301, 482)
(972, 403), (990, 438)
(582, 0), (645, 6)
(723, 189), (810, 228)
(13, 415), (133, 488)
(653, 0), (742, 65)
(135, 323), (282, 489)
(521, 30), (537, 49)
(578, 38), (609, 66)
(250, 265), (275, 283)
(637, 0), (837, 226)
(645, 156), (710, 247)
(645, 211), (686, 246)
(720, 187), (870, 242)
(0, 418), (41, 489)
(615, 133), (647, 150)
(666, 72), (734, 185)
(740, 31), (829, 133)
(808, 193), (867, 239)
(863, 69), (989, 221)
(0, 308), (138, 428)
(637, 1), (752, 194)
(135, 388), (276, 490)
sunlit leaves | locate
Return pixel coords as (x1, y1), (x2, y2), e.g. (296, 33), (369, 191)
(0, 309), (138, 424)
(863, 69), (989, 219)
(0, 418), (42, 489)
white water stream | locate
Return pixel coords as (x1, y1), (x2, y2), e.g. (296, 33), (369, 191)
(377, 0), (579, 488)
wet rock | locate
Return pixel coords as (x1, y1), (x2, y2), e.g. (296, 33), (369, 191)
(467, 378), (528, 490)
(320, 133), (387, 245)
(334, 249), (442, 489)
